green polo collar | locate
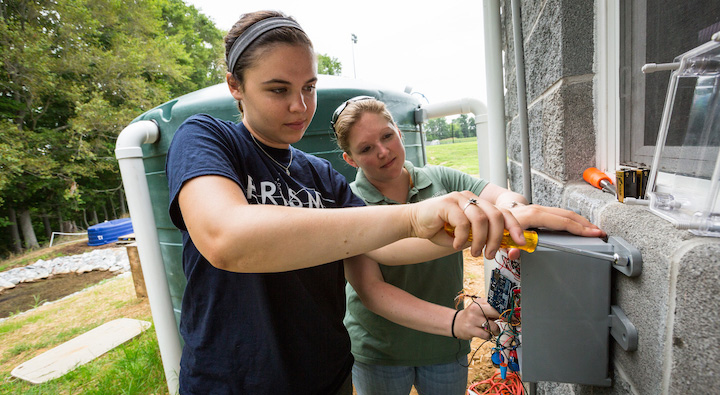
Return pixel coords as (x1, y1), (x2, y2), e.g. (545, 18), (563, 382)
(352, 161), (433, 205)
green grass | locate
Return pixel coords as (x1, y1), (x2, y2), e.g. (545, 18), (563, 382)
(425, 139), (480, 176)
(0, 326), (166, 395)
(0, 264), (165, 394)
(0, 312), (48, 337)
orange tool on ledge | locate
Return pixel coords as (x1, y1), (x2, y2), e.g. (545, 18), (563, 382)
(583, 167), (617, 195)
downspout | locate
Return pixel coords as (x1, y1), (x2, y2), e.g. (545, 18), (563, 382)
(415, 98), (491, 182)
(511, 0), (533, 202)
(483, 0), (509, 187)
(115, 120), (181, 395)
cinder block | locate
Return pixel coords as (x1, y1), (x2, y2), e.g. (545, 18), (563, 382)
(519, 81), (594, 182)
(522, 0), (564, 100)
(596, 202), (690, 394)
(507, 117), (522, 162)
(669, 240), (720, 392)
(513, 0), (594, 101)
(562, 183), (614, 225)
(529, 173), (563, 207)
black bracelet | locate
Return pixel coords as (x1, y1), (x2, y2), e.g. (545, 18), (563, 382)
(451, 309), (460, 338)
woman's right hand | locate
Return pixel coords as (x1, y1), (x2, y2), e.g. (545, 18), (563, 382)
(407, 191), (524, 259)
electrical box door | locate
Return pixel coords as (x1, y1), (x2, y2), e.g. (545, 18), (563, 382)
(520, 231), (640, 387)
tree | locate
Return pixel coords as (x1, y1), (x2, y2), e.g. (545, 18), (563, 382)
(160, 0), (226, 96)
(456, 114), (476, 137)
(424, 117), (450, 141)
(466, 115), (477, 137)
(454, 115), (469, 138)
(0, 0), (225, 256)
(318, 53), (342, 75)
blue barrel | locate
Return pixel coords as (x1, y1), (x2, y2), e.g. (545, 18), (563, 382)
(87, 218), (134, 246)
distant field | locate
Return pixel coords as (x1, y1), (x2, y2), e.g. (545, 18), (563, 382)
(425, 140), (480, 176)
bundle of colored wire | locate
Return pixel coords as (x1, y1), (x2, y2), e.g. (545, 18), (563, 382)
(467, 371), (524, 395)
(495, 254), (521, 282)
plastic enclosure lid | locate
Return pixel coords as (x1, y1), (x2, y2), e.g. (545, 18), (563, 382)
(646, 38), (720, 237)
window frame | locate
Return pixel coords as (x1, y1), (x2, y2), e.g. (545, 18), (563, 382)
(596, 0), (621, 180)
(597, 0), (720, 222)
(596, 0), (719, 179)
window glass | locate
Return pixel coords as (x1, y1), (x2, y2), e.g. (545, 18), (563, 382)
(619, 0), (720, 166)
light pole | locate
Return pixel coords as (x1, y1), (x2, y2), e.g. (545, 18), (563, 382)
(351, 33), (357, 78)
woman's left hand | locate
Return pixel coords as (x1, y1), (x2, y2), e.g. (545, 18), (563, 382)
(453, 297), (501, 340)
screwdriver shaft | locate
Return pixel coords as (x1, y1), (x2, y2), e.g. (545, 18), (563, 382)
(536, 239), (617, 262)
(444, 224), (617, 262)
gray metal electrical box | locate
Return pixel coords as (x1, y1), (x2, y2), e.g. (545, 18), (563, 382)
(520, 231), (641, 387)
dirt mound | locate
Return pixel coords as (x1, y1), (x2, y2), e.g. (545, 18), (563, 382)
(0, 270), (119, 319)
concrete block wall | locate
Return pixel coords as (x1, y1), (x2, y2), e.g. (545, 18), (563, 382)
(503, 0), (595, 206)
(562, 185), (720, 395)
(500, 1), (720, 393)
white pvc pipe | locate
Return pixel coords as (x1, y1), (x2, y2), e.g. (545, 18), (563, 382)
(419, 98), (487, 120)
(115, 120), (181, 395)
(483, 0), (509, 188)
(482, 0), (509, 294)
(418, 98), (490, 179)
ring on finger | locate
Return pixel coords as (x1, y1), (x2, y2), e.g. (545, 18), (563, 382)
(463, 198), (479, 212)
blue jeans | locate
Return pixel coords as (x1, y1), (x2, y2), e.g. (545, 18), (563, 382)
(352, 358), (468, 395)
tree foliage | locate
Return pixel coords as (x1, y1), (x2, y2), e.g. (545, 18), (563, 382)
(0, 0), (225, 256)
(317, 53), (342, 75)
(423, 115), (477, 142)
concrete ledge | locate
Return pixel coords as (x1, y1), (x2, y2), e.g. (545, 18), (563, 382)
(560, 184), (720, 394)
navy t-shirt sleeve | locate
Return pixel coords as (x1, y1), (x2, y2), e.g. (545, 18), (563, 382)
(166, 114), (243, 231)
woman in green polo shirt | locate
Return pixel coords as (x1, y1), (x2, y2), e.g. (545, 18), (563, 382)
(332, 97), (604, 395)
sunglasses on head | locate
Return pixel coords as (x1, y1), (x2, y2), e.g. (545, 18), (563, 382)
(330, 95), (375, 133)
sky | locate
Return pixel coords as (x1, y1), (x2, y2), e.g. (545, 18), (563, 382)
(183, 0), (488, 105)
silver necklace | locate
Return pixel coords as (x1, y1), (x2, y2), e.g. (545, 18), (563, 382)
(249, 132), (293, 175)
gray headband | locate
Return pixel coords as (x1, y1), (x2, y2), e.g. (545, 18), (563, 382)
(227, 17), (304, 74)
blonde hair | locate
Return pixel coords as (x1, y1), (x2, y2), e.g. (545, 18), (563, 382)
(334, 98), (396, 153)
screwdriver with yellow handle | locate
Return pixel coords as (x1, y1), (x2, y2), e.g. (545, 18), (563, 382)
(443, 224), (539, 252)
(444, 224), (619, 262)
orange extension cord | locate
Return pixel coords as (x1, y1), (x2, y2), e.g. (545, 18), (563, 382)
(467, 371), (524, 395)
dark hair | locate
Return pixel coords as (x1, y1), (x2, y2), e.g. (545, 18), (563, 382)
(225, 11), (313, 112)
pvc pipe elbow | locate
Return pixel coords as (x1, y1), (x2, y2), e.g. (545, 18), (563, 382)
(115, 120), (160, 160)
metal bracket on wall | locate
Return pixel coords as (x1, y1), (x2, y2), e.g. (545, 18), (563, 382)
(537, 235), (643, 278)
(609, 305), (639, 351)
(608, 237), (641, 351)
(608, 236), (643, 277)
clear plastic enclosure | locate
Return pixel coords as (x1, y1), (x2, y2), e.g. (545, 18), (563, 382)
(646, 38), (720, 236)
